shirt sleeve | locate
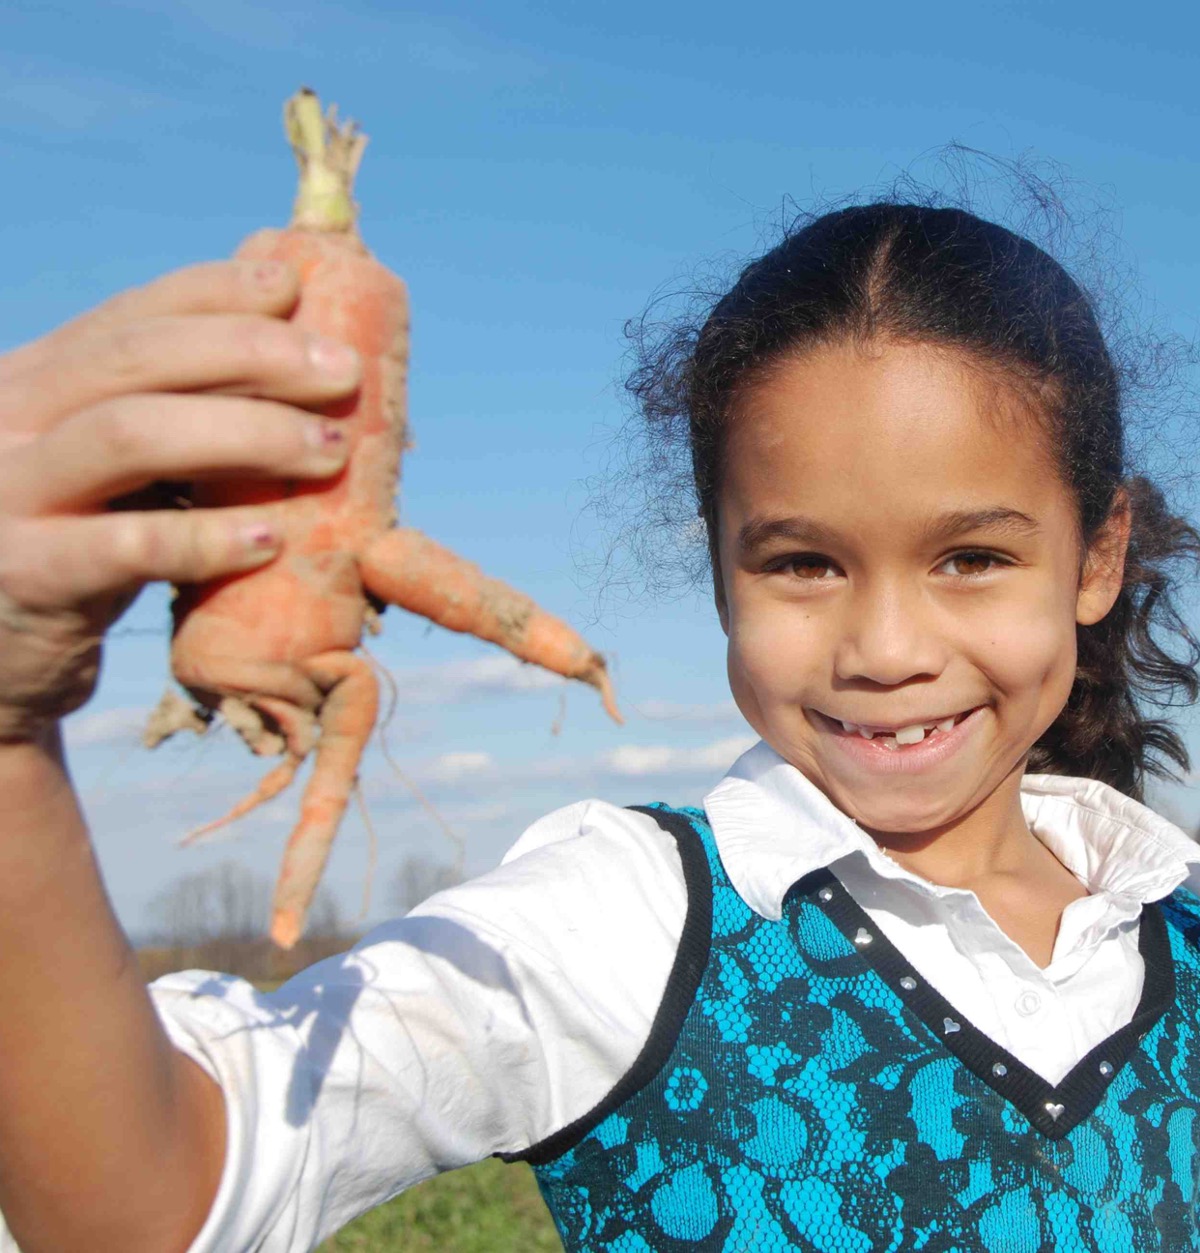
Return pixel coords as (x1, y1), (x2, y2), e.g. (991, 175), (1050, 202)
(110, 798), (685, 1253)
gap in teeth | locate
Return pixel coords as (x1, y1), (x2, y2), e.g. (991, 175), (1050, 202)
(840, 712), (964, 744)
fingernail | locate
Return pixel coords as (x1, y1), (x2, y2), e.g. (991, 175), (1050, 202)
(252, 261), (289, 287)
(307, 419), (348, 452)
(307, 335), (359, 375)
(240, 523), (280, 550)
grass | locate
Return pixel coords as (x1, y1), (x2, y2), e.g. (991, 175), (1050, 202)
(318, 1157), (563, 1252)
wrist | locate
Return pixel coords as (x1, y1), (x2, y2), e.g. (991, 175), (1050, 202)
(0, 724), (86, 881)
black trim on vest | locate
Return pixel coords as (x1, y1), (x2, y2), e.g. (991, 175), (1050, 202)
(786, 866), (1177, 1141)
(501, 805), (714, 1166)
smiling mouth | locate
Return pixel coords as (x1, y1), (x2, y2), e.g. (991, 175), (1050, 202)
(818, 706), (981, 748)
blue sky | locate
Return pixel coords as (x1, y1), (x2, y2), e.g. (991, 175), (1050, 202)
(4, 0), (1199, 937)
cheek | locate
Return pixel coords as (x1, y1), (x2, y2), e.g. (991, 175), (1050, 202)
(729, 612), (791, 669)
(724, 626), (779, 738)
(725, 606), (823, 701)
(978, 606), (1077, 708)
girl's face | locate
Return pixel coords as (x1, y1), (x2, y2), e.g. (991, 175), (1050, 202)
(715, 338), (1128, 841)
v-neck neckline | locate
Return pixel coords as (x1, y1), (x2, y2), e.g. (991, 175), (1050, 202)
(785, 866), (1176, 1141)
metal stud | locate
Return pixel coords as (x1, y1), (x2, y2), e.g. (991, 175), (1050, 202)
(943, 1017), (961, 1035)
(853, 927), (873, 947)
(1044, 1101), (1064, 1121)
(1098, 1061), (1113, 1077)
(818, 886), (834, 902)
(899, 976), (917, 991)
(991, 1062), (1007, 1078)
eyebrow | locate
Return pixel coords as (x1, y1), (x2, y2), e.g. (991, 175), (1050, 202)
(736, 506), (1042, 554)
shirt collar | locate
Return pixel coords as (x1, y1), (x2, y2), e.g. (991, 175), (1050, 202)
(702, 740), (1200, 921)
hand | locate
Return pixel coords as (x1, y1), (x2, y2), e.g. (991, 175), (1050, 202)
(0, 259), (362, 742)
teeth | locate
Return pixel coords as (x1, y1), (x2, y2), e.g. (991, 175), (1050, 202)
(835, 710), (969, 743)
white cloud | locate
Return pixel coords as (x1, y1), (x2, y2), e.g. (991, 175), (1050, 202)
(379, 734), (756, 795)
(598, 737), (756, 778)
(382, 654), (565, 706)
(637, 699), (746, 725)
(440, 800), (517, 826)
(64, 706), (148, 749)
(419, 751), (498, 785)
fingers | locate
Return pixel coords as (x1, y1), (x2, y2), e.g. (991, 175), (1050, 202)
(0, 509), (286, 612)
(3, 394), (351, 515)
(32, 259), (303, 351)
(9, 310), (361, 436)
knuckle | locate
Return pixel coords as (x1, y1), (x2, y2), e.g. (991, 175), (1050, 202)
(108, 514), (161, 579)
(105, 320), (152, 383)
(0, 521), (63, 609)
(0, 521), (31, 597)
(239, 320), (301, 375)
(92, 399), (147, 465)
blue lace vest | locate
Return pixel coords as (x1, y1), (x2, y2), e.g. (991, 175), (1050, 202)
(507, 804), (1200, 1251)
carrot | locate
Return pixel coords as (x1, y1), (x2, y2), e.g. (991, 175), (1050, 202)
(144, 88), (620, 949)
(359, 528), (620, 721)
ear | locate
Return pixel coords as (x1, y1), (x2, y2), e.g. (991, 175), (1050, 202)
(1076, 487), (1132, 627)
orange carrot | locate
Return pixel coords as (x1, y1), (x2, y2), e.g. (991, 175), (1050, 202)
(359, 528), (620, 721)
(144, 88), (619, 949)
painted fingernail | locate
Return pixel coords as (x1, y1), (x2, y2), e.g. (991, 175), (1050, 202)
(307, 419), (348, 452)
(252, 261), (289, 287)
(307, 335), (359, 375)
(240, 523), (280, 549)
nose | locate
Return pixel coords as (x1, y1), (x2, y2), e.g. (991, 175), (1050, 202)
(832, 577), (948, 686)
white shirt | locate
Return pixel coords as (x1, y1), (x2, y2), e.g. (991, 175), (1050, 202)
(7, 743), (1197, 1252)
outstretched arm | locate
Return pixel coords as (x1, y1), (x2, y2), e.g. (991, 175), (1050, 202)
(0, 254), (360, 1251)
(0, 732), (226, 1252)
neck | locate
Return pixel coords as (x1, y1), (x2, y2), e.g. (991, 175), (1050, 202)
(860, 764), (1039, 888)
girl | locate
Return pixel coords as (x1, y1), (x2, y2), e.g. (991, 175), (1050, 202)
(0, 194), (1198, 1253)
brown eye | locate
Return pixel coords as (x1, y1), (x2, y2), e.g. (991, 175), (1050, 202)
(945, 552), (1000, 577)
(786, 556), (835, 580)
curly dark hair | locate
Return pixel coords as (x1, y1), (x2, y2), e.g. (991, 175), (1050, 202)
(621, 188), (1200, 801)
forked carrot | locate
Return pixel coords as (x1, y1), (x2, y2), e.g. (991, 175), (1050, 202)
(144, 88), (621, 949)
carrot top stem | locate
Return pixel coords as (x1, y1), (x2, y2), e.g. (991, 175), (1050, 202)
(284, 86), (367, 234)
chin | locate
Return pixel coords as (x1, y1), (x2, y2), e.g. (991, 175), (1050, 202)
(825, 781), (978, 837)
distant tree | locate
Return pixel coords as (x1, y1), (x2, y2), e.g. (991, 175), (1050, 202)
(141, 861), (349, 982)
(304, 880), (346, 939)
(147, 861), (347, 946)
(389, 854), (463, 915)
(146, 861), (268, 946)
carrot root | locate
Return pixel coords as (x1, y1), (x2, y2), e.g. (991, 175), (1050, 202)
(268, 650), (380, 948)
(359, 527), (622, 723)
(178, 754), (302, 847)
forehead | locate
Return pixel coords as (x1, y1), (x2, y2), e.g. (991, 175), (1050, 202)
(721, 339), (1067, 534)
